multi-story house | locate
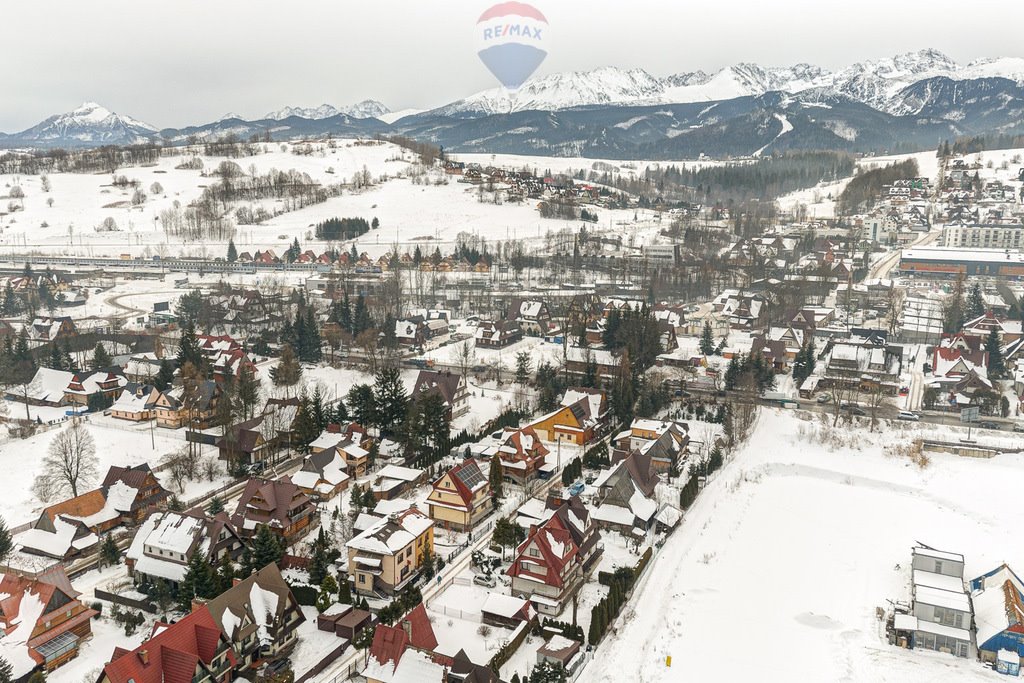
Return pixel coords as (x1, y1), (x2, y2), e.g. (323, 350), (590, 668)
(506, 298), (553, 336)
(592, 451), (661, 533)
(154, 380), (222, 429)
(426, 460), (491, 532)
(507, 516), (583, 615)
(230, 476), (317, 547)
(96, 607), (237, 683)
(475, 319), (523, 348)
(126, 510), (246, 590)
(345, 508), (434, 597)
(411, 370), (469, 418)
(205, 563), (305, 671)
(0, 567), (98, 678)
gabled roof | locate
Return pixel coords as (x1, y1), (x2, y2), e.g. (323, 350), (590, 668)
(230, 476), (310, 531)
(205, 563), (303, 648)
(412, 370), (464, 408)
(432, 459), (487, 506)
(100, 607), (234, 683)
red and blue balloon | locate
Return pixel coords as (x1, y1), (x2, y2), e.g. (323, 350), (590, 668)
(476, 2), (548, 90)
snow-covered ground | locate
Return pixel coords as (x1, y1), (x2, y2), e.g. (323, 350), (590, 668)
(0, 408), (228, 527)
(0, 140), (650, 262)
(584, 408), (1024, 682)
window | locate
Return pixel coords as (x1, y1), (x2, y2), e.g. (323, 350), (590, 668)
(358, 575), (366, 584)
(529, 547), (539, 557)
(934, 560), (943, 574)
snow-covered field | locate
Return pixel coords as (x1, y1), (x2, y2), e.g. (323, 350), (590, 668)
(0, 140), (651, 262)
(584, 409), (1024, 682)
(0, 409), (229, 528)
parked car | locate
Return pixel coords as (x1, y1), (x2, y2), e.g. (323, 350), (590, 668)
(264, 659), (291, 677)
(1012, 423), (1024, 433)
(897, 411), (920, 421)
(568, 482), (585, 497)
(473, 573), (497, 588)
(816, 393), (833, 404)
(976, 421), (1001, 430)
(841, 402), (866, 416)
(248, 461), (267, 474)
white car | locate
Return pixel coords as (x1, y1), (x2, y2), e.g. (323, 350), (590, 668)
(897, 411), (920, 421)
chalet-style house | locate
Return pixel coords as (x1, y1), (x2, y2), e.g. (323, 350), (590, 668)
(591, 451), (661, 533)
(507, 513), (585, 616)
(751, 327), (806, 373)
(0, 567), (97, 679)
(205, 563), (305, 671)
(824, 335), (903, 395)
(109, 383), (162, 421)
(12, 367), (128, 408)
(426, 459), (491, 532)
(506, 298), (554, 336)
(101, 464), (172, 523)
(493, 426), (550, 485)
(309, 424), (371, 477)
(611, 419), (690, 473)
(291, 447), (352, 501)
(95, 607), (236, 683)
(475, 319), (523, 349)
(154, 380), (222, 429)
(28, 316), (77, 343)
(528, 387), (608, 446)
(411, 369), (469, 419)
(18, 477), (154, 561)
(126, 510), (246, 589)
(363, 605), (443, 683)
(712, 291), (767, 330)
(215, 398), (300, 466)
(345, 507), (434, 596)
(230, 476), (317, 547)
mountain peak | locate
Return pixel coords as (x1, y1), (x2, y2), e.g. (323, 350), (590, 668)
(263, 100), (391, 121)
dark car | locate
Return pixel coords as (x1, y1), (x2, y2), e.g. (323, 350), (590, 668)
(976, 421), (1001, 430)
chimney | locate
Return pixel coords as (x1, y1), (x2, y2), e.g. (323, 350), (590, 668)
(138, 649), (149, 665)
(232, 577), (243, 586)
(401, 619), (412, 640)
(191, 597), (207, 613)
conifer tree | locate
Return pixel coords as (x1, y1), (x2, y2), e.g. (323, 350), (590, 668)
(986, 327), (1005, 378)
(699, 320), (715, 356)
(244, 524), (284, 574)
(489, 453), (504, 501)
(155, 358), (175, 392)
(179, 550), (217, 610)
(227, 238), (238, 263)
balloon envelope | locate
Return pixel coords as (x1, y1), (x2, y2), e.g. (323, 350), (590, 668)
(475, 2), (548, 90)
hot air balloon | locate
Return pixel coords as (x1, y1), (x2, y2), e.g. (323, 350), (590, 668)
(475, 2), (548, 90)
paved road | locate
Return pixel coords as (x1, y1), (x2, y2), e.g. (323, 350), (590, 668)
(868, 228), (942, 281)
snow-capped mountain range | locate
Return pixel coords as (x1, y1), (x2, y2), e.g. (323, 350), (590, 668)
(436, 49), (1024, 115)
(4, 50), (1024, 154)
(262, 100), (390, 121)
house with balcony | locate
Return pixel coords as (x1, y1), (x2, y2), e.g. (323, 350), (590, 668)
(411, 370), (469, 419)
(426, 460), (491, 532)
(528, 387), (608, 446)
(101, 464), (171, 523)
(345, 508), (434, 597)
(126, 510), (246, 590)
(205, 563), (305, 671)
(475, 319), (523, 349)
(493, 426), (550, 485)
(0, 567), (98, 679)
(507, 516), (583, 616)
(310, 423), (372, 476)
(154, 380), (222, 429)
(291, 447), (351, 501)
(95, 607), (236, 683)
(506, 298), (554, 336)
(230, 476), (316, 548)
(611, 419), (690, 474)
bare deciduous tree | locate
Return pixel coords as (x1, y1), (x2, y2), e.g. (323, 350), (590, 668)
(36, 420), (98, 500)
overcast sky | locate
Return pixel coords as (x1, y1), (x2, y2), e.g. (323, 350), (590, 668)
(4, 0), (1024, 131)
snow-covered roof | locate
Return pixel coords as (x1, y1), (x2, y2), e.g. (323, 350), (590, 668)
(16, 517), (84, 558)
(591, 504), (636, 527)
(376, 465), (423, 482)
(481, 592), (531, 619)
(346, 509), (433, 556)
(0, 589), (46, 678)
